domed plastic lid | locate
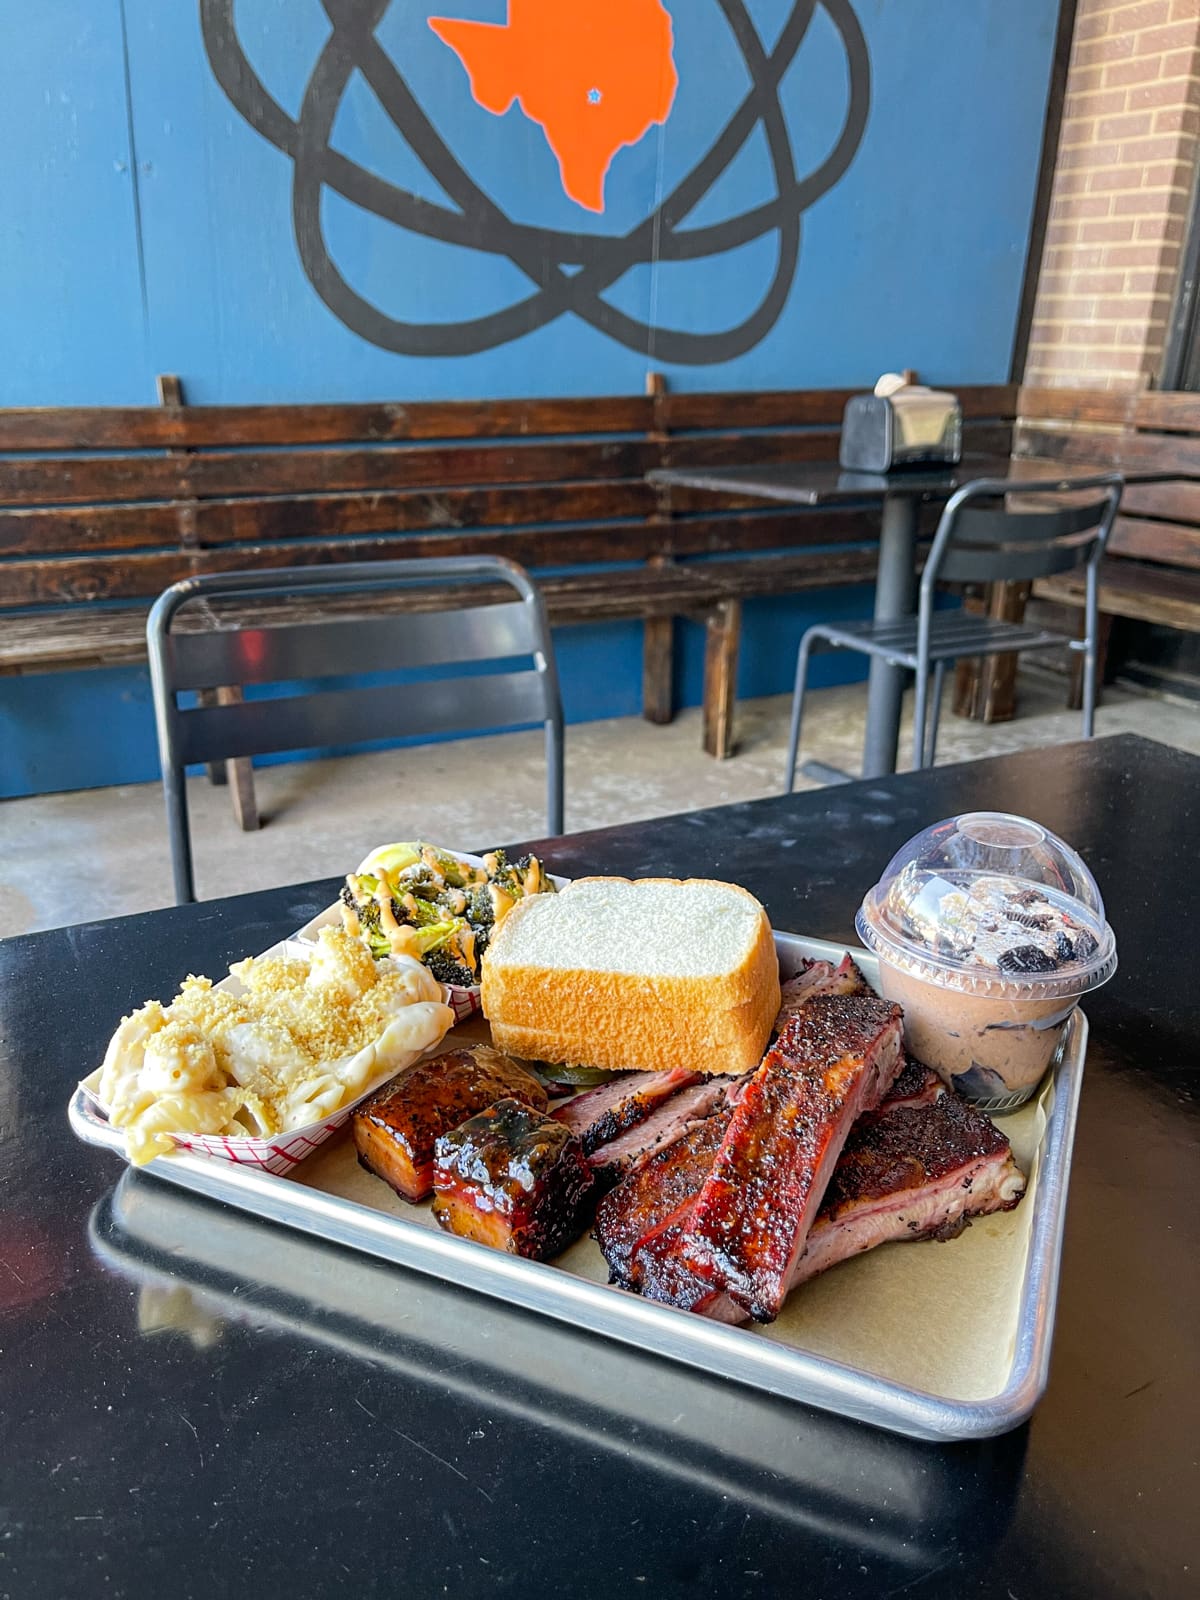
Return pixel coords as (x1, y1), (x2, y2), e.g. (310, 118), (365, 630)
(856, 811), (1117, 998)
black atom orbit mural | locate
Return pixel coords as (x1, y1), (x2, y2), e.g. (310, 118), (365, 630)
(200, 0), (870, 362)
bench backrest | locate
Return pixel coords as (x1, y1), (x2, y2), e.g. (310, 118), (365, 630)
(1017, 386), (1200, 573)
(0, 383), (1017, 612)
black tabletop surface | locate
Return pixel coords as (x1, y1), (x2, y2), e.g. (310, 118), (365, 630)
(650, 453), (1164, 506)
(2, 733), (1196, 1600)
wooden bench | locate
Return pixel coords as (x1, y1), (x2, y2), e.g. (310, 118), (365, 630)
(0, 377), (1016, 821)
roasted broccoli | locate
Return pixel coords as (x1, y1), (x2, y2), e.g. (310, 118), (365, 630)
(482, 849), (553, 899)
(342, 841), (551, 982)
(340, 882), (391, 958)
(418, 843), (488, 889)
(424, 948), (477, 987)
(466, 883), (495, 927)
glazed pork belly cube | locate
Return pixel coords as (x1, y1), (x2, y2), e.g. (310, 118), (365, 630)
(432, 1098), (596, 1260)
(353, 1046), (547, 1202)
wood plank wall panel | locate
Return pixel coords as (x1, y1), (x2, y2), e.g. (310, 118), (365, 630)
(0, 384), (1017, 614)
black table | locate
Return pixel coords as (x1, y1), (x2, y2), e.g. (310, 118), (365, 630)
(650, 455), (1165, 780)
(3, 733), (1197, 1599)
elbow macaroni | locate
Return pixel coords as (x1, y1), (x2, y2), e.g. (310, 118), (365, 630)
(95, 926), (455, 1165)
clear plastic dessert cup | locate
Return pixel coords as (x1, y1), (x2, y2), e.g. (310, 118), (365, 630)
(856, 812), (1117, 1111)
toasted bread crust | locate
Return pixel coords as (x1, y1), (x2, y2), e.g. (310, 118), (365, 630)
(481, 877), (781, 1077)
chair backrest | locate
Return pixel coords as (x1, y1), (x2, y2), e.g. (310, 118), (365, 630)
(147, 556), (564, 903)
(923, 473), (1124, 591)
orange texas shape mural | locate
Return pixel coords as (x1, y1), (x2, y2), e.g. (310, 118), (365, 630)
(429, 0), (679, 213)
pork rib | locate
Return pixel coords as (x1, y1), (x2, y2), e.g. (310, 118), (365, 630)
(593, 1109), (731, 1290)
(551, 1067), (699, 1155)
(678, 994), (904, 1322)
(597, 1089), (1025, 1325)
(773, 952), (871, 1032)
(873, 1055), (944, 1116)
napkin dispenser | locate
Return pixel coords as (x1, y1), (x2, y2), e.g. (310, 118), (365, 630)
(839, 374), (962, 472)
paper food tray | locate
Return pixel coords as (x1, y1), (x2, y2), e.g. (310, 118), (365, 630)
(70, 928), (1087, 1442)
(75, 850), (562, 1174)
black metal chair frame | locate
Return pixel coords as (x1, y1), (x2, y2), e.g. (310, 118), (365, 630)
(783, 472), (1125, 791)
(147, 556), (564, 903)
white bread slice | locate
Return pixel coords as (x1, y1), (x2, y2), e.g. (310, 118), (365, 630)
(481, 877), (781, 1077)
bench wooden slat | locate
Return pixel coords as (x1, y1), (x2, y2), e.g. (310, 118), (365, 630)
(0, 482), (657, 555)
(1119, 477), (1200, 524)
(0, 547), (884, 675)
(666, 383), (1015, 430)
(0, 384), (1018, 454)
(0, 396), (657, 452)
(1020, 385), (1200, 434)
(0, 419), (1012, 509)
(1035, 559), (1200, 631)
(1017, 424), (1200, 477)
(1108, 514), (1200, 570)
(0, 510), (884, 607)
(0, 484), (884, 559)
(0, 438), (666, 507)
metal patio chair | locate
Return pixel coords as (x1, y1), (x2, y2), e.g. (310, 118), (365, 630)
(147, 556), (564, 903)
(783, 472), (1125, 791)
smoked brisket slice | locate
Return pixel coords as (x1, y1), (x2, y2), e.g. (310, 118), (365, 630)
(874, 1056), (944, 1116)
(586, 1078), (730, 1186)
(551, 1067), (699, 1155)
(678, 994), (904, 1322)
(773, 953), (871, 1032)
(786, 1090), (1026, 1292)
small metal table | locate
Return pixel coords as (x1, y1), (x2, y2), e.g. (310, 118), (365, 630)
(650, 453), (1156, 779)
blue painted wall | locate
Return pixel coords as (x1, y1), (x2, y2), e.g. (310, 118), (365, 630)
(0, 1), (1061, 796)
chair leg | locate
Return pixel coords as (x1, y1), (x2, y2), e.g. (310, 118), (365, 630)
(1070, 611), (1113, 715)
(912, 661), (930, 773)
(1081, 638), (1098, 740)
(783, 630), (821, 793)
(924, 660), (947, 768)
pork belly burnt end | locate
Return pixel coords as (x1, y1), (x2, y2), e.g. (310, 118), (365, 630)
(432, 1098), (596, 1260)
(551, 1067), (699, 1155)
(353, 1046), (547, 1202)
(789, 1090), (1026, 1289)
(680, 994), (904, 1322)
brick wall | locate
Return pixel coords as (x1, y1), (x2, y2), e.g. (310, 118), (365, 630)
(1026, 0), (1200, 389)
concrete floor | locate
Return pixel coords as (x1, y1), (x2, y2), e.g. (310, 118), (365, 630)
(1, 670), (1197, 938)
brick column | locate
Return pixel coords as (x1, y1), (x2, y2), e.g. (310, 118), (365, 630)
(1026, 0), (1200, 390)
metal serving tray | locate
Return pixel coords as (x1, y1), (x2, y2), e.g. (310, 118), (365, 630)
(70, 931), (1087, 1442)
